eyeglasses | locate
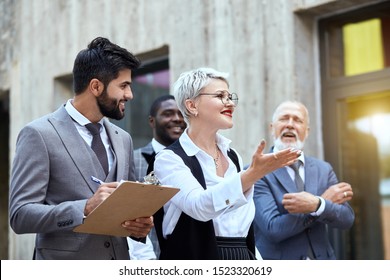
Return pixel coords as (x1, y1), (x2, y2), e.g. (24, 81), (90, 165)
(198, 91), (239, 106)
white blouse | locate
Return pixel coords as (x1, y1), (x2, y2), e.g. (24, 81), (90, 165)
(154, 129), (255, 238)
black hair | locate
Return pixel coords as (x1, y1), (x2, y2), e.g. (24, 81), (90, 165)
(72, 37), (141, 94)
(149, 95), (175, 117)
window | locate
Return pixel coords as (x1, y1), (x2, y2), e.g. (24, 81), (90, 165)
(321, 2), (390, 78)
(54, 74), (73, 109)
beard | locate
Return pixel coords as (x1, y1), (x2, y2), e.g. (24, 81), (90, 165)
(97, 88), (125, 120)
(155, 124), (181, 147)
(274, 136), (305, 150)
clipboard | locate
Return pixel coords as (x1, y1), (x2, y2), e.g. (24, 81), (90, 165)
(73, 180), (179, 237)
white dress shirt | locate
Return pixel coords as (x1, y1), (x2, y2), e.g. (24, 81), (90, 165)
(151, 138), (166, 154)
(154, 129), (255, 238)
(127, 235), (156, 260)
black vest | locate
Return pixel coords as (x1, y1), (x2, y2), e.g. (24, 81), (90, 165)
(154, 140), (255, 260)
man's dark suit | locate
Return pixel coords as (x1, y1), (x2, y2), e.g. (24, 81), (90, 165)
(253, 155), (355, 260)
(9, 105), (135, 259)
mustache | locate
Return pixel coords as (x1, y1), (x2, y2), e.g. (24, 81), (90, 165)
(273, 132), (305, 150)
(281, 130), (298, 138)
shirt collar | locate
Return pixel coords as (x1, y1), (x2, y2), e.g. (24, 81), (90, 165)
(151, 138), (166, 153)
(179, 128), (232, 156)
(65, 99), (104, 126)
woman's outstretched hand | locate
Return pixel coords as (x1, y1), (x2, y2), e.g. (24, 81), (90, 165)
(241, 140), (301, 191)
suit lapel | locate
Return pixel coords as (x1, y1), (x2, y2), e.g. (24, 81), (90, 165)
(303, 156), (318, 195)
(104, 119), (125, 181)
(274, 167), (298, 193)
(270, 146), (298, 193)
(48, 106), (99, 193)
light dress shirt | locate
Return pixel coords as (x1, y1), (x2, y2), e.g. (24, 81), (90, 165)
(274, 146), (325, 216)
(65, 99), (114, 172)
(151, 138), (166, 154)
(128, 235), (156, 260)
(154, 129), (255, 239)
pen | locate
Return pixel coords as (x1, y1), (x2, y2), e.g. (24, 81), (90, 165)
(91, 176), (104, 185)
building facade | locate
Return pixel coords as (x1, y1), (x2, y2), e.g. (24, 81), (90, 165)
(1, 0), (389, 259)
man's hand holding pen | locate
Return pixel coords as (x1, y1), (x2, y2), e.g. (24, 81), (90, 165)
(84, 180), (119, 216)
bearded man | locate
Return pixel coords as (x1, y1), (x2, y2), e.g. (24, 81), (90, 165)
(253, 101), (355, 260)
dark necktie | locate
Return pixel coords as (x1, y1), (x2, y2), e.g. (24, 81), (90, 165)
(290, 161), (304, 192)
(85, 123), (109, 175)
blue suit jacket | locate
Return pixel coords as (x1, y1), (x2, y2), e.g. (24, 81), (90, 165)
(253, 155), (355, 260)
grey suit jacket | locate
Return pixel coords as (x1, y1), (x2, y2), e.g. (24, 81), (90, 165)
(133, 142), (154, 182)
(253, 155), (355, 260)
(9, 105), (135, 259)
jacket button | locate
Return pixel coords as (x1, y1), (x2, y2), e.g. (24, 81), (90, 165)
(104, 242), (111, 248)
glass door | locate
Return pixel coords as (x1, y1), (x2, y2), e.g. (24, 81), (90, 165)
(339, 92), (390, 259)
(319, 1), (390, 259)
